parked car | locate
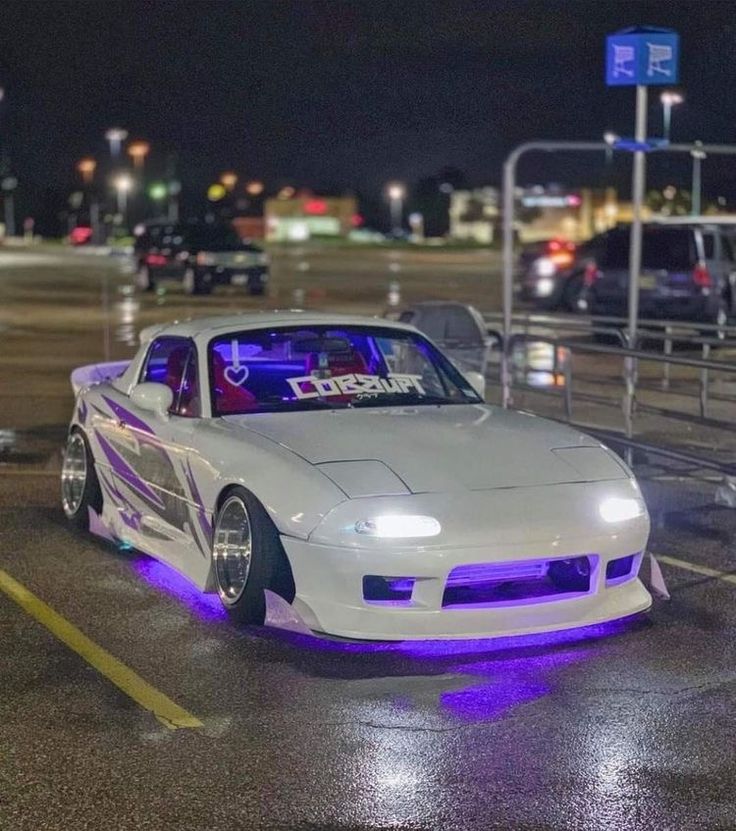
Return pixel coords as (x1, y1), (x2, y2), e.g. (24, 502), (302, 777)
(518, 239), (582, 311)
(134, 222), (269, 296)
(580, 223), (736, 328)
(62, 311), (651, 640)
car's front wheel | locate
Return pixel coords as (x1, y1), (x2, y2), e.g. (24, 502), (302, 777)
(61, 429), (103, 531)
(212, 487), (293, 625)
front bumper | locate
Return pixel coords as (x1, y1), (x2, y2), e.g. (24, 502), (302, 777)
(198, 266), (269, 289)
(281, 528), (651, 641)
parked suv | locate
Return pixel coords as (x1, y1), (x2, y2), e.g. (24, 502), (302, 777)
(579, 223), (736, 327)
(134, 222), (269, 296)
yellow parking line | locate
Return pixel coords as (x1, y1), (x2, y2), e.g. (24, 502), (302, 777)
(655, 554), (736, 586)
(0, 568), (202, 730)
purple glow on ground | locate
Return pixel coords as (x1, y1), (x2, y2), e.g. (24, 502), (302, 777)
(267, 614), (645, 656)
(439, 648), (585, 722)
(132, 556), (227, 622)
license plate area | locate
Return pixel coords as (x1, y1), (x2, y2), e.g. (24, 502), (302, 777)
(231, 273), (248, 285)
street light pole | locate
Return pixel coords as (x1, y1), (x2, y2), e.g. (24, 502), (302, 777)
(387, 183), (405, 235)
(659, 91), (683, 143)
(105, 128), (128, 159)
(691, 141), (706, 216)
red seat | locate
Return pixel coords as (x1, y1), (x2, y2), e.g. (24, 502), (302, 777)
(212, 352), (257, 414)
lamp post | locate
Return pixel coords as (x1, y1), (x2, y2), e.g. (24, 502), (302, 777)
(113, 173), (133, 226)
(105, 128), (128, 159)
(603, 131), (619, 165)
(77, 157), (97, 185)
(387, 182), (405, 235)
(127, 140), (150, 171)
(691, 141), (706, 216)
(660, 91), (683, 143)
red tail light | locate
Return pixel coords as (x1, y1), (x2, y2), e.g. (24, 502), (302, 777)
(693, 262), (712, 287)
(145, 253), (168, 267)
(583, 261), (599, 286)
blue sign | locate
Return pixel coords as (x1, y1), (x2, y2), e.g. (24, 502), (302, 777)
(606, 27), (679, 86)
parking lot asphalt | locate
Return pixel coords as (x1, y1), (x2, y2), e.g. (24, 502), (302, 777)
(2, 246), (736, 830)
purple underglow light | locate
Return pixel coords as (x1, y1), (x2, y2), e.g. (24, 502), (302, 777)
(262, 616), (646, 723)
(132, 556), (226, 622)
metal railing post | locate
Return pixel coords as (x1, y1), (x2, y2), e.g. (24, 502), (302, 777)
(700, 341), (711, 418)
(662, 326), (673, 389)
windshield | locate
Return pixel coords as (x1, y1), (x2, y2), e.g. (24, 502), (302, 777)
(208, 325), (482, 415)
(602, 228), (696, 270)
(184, 224), (243, 250)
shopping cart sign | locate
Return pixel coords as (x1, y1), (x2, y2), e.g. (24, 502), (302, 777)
(606, 27), (679, 86)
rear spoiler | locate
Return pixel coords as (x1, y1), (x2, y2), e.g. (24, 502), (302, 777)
(71, 361), (131, 397)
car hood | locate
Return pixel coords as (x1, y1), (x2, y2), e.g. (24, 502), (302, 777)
(222, 405), (629, 493)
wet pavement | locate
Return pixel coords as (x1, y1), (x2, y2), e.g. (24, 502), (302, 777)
(1, 246), (736, 830)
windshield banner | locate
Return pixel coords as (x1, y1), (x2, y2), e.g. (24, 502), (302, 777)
(287, 372), (426, 400)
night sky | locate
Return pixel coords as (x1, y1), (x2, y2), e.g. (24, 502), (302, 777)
(2, 0), (736, 222)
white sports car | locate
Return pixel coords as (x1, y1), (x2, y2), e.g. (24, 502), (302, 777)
(62, 311), (652, 640)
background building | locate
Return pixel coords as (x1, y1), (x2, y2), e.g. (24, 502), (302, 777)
(265, 194), (358, 241)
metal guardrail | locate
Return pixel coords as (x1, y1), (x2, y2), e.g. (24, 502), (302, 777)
(400, 301), (736, 478)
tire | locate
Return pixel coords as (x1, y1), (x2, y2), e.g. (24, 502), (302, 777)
(184, 268), (212, 296)
(212, 487), (294, 625)
(61, 429), (103, 532)
(136, 264), (155, 292)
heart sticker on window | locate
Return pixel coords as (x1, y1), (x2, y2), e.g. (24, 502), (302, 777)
(224, 365), (249, 386)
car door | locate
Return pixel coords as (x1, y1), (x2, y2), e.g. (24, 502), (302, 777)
(92, 336), (208, 574)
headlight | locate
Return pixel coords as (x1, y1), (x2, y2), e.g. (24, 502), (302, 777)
(354, 515), (441, 538)
(258, 252), (270, 266)
(599, 497), (644, 523)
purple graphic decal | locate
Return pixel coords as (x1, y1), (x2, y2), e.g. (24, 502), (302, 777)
(183, 460), (212, 549)
(102, 395), (155, 434)
(132, 556), (226, 622)
(77, 399), (88, 426)
(96, 432), (165, 507)
(99, 469), (143, 531)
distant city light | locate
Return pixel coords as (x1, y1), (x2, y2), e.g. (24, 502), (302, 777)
(148, 182), (167, 201)
(246, 180), (264, 196)
(114, 174), (133, 193)
(660, 91), (683, 106)
(76, 157), (97, 184)
(127, 140), (150, 169)
(207, 183), (226, 201)
(387, 183), (405, 201)
(220, 172), (238, 191)
(105, 127), (128, 158)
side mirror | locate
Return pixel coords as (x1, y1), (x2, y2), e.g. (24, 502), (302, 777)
(464, 371), (486, 400)
(130, 382), (173, 419)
